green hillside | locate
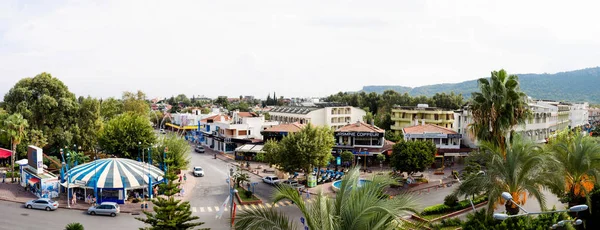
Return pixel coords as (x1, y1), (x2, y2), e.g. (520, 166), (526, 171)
(361, 67), (600, 104)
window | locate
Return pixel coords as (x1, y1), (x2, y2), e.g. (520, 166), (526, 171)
(331, 118), (335, 123)
(248, 130), (251, 135)
(354, 137), (372, 146)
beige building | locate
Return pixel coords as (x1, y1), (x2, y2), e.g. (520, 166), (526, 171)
(268, 103), (366, 130)
(391, 104), (455, 135)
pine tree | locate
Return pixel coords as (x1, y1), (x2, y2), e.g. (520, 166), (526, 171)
(272, 92), (276, 106)
(136, 158), (208, 230)
(266, 93), (272, 106)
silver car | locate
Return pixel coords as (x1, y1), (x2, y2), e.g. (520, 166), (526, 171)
(25, 198), (59, 211)
(87, 202), (120, 217)
(193, 166), (204, 177)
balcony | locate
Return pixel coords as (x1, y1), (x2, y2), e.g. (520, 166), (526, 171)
(390, 125), (404, 130)
(391, 117), (411, 121)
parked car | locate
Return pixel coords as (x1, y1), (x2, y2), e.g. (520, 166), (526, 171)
(193, 166), (204, 177)
(194, 145), (205, 153)
(25, 198), (58, 211)
(87, 202), (120, 217)
(282, 179), (305, 190)
(262, 176), (280, 185)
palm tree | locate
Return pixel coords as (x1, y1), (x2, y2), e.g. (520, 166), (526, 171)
(470, 69), (529, 155)
(546, 130), (600, 207)
(454, 137), (556, 215)
(64, 222), (84, 230)
(234, 167), (417, 230)
(4, 113), (28, 182)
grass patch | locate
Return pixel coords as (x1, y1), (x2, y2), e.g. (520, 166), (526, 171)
(235, 187), (260, 202)
(420, 213), (445, 220)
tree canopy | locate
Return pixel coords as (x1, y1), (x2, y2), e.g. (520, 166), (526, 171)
(98, 112), (156, 158)
(263, 124), (335, 173)
(389, 140), (436, 175)
(122, 90), (149, 115)
(100, 97), (123, 121)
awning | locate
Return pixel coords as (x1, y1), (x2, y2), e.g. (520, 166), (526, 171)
(28, 177), (40, 185)
(0, 148), (11, 159)
(235, 144), (264, 153)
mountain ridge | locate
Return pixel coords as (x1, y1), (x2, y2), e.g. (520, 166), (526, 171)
(360, 67), (600, 104)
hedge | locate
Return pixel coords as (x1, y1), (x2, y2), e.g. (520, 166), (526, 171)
(421, 196), (487, 216)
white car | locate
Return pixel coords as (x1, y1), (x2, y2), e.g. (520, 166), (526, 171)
(193, 166), (204, 177)
(262, 176), (280, 185)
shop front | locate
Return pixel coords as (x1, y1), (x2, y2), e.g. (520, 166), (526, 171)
(19, 146), (60, 199)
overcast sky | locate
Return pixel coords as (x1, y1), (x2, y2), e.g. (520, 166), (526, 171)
(1, 0), (599, 100)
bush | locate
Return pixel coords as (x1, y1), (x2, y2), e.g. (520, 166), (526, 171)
(421, 204), (451, 215)
(415, 178), (428, 183)
(5, 172), (19, 178)
(422, 196), (488, 215)
(444, 194), (459, 206)
(244, 190), (253, 198)
(440, 217), (463, 227)
(65, 222), (84, 230)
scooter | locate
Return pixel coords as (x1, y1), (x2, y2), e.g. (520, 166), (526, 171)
(214, 154), (217, 159)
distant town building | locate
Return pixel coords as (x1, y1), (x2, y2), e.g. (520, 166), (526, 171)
(390, 104), (455, 135)
(332, 122), (394, 167)
(268, 103), (366, 129)
(402, 123), (468, 167)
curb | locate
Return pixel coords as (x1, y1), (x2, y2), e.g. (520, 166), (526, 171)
(0, 197), (146, 214)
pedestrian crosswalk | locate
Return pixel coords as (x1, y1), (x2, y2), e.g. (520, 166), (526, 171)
(191, 199), (315, 213)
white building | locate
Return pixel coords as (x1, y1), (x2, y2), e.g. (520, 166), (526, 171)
(199, 112), (278, 153)
(568, 102), (589, 129)
(268, 103), (367, 129)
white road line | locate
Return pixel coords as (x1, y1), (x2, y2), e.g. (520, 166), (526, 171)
(192, 207), (197, 212)
(265, 203), (272, 208)
(207, 207), (213, 212)
(200, 207), (205, 212)
(214, 206), (220, 211)
(258, 204), (264, 209)
(273, 203), (279, 208)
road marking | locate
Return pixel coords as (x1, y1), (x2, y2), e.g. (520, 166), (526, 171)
(207, 207), (213, 212)
(214, 206), (220, 211)
(251, 204), (257, 210)
(200, 207), (205, 212)
(273, 203), (279, 208)
(265, 203), (272, 208)
(258, 204), (264, 209)
(237, 205), (244, 211)
(284, 201), (292, 206)
(192, 207), (197, 212)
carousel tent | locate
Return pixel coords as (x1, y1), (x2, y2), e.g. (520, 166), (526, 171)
(64, 158), (164, 204)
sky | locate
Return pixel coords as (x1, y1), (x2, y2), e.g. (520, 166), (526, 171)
(1, 0), (600, 100)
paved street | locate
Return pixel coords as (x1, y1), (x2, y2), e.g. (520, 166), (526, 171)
(0, 200), (144, 230)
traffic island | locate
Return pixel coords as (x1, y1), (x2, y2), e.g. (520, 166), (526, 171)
(234, 187), (262, 205)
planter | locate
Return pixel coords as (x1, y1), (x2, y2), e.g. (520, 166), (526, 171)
(235, 187), (263, 205)
(411, 201), (488, 223)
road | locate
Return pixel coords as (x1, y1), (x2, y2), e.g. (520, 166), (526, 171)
(0, 200), (144, 230)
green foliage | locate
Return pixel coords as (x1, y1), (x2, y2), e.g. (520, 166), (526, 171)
(340, 151), (354, 164)
(244, 190), (253, 198)
(235, 167), (417, 230)
(3, 72), (79, 150)
(254, 152), (265, 162)
(4, 113), (28, 182)
(153, 133), (190, 171)
(421, 196), (487, 216)
(214, 96), (229, 107)
(384, 131), (402, 142)
(98, 112), (156, 158)
(263, 112), (271, 120)
(363, 111), (374, 124)
(444, 194), (459, 207)
(64, 222), (84, 230)
(390, 140), (436, 175)
(75, 96), (102, 152)
(100, 97), (123, 121)
(149, 110), (164, 126)
(376, 153), (386, 162)
(122, 91), (149, 115)
(470, 69), (529, 152)
(136, 165), (207, 230)
(462, 208), (575, 230)
(421, 204), (451, 216)
(455, 137), (557, 215)
(227, 102), (251, 112)
(263, 124), (335, 173)
(233, 167), (250, 188)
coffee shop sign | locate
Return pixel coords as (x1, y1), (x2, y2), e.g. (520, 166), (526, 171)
(335, 132), (382, 137)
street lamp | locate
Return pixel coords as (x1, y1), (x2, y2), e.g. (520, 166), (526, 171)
(493, 191), (588, 223)
(551, 219), (583, 229)
(453, 171), (485, 212)
(138, 142), (142, 162)
(229, 167), (235, 226)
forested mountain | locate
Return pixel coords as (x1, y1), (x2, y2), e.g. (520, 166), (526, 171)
(361, 67), (600, 104)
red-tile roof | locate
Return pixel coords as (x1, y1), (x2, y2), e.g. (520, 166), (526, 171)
(237, 112), (259, 118)
(262, 122), (305, 133)
(336, 121), (384, 133)
(402, 124), (457, 134)
(201, 114), (231, 123)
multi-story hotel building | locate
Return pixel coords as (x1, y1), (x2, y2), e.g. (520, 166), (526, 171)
(268, 103), (366, 129)
(390, 104), (455, 135)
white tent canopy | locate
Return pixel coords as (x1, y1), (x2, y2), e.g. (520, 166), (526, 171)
(235, 144), (264, 153)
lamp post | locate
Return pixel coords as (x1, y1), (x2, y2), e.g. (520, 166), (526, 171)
(356, 156), (361, 167)
(138, 142), (141, 162)
(493, 192), (588, 227)
(551, 219), (584, 229)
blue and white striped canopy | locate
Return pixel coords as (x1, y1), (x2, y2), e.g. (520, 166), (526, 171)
(67, 158), (164, 189)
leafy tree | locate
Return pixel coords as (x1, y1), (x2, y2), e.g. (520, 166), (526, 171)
(374, 112), (393, 131)
(545, 130), (600, 208)
(454, 137), (557, 215)
(75, 96), (102, 152)
(233, 167), (250, 188)
(363, 111), (374, 124)
(432, 92), (464, 110)
(384, 131), (402, 142)
(64, 222), (84, 230)
(174, 94), (191, 107)
(152, 133), (191, 171)
(263, 124), (335, 174)
(228, 102), (250, 112)
(136, 158), (207, 230)
(470, 69), (529, 155)
(122, 90), (149, 115)
(214, 96), (229, 107)
(235, 167), (417, 230)
(149, 110), (164, 126)
(98, 112), (156, 158)
(254, 152), (265, 162)
(4, 113), (28, 182)
(3, 72), (79, 150)
(340, 151), (354, 164)
(461, 208), (575, 230)
(376, 154), (386, 163)
(263, 112), (271, 120)
(100, 97), (123, 121)
(200, 107), (211, 114)
(28, 129), (48, 148)
(390, 140), (435, 175)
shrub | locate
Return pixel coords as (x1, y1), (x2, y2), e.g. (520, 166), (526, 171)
(65, 222), (84, 230)
(244, 190), (253, 198)
(440, 217), (462, 227)
(421, 204), (451, 216)
(444, 194), (459, 206)
(415, 178), (428, 183)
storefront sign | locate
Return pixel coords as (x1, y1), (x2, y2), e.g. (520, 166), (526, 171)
(27, 145), (43, 174)
(335, 132), (383, 137)
(447, 134), (462, 138)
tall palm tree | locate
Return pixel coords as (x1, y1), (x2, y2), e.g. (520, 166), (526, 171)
(234, 167), (417, 230)
(454, 137), (556, 215)
(4, 113), (28, 182)
(470, 69), (529, 155)
(546, 130), (600, 207)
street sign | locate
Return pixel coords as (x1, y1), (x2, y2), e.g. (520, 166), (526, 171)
(336, 156), (341, 165)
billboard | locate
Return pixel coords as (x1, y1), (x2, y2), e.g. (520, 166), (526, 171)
(27, 145), (43, 174)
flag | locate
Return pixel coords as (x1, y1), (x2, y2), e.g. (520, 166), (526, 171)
(215, 195), (230, 219)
